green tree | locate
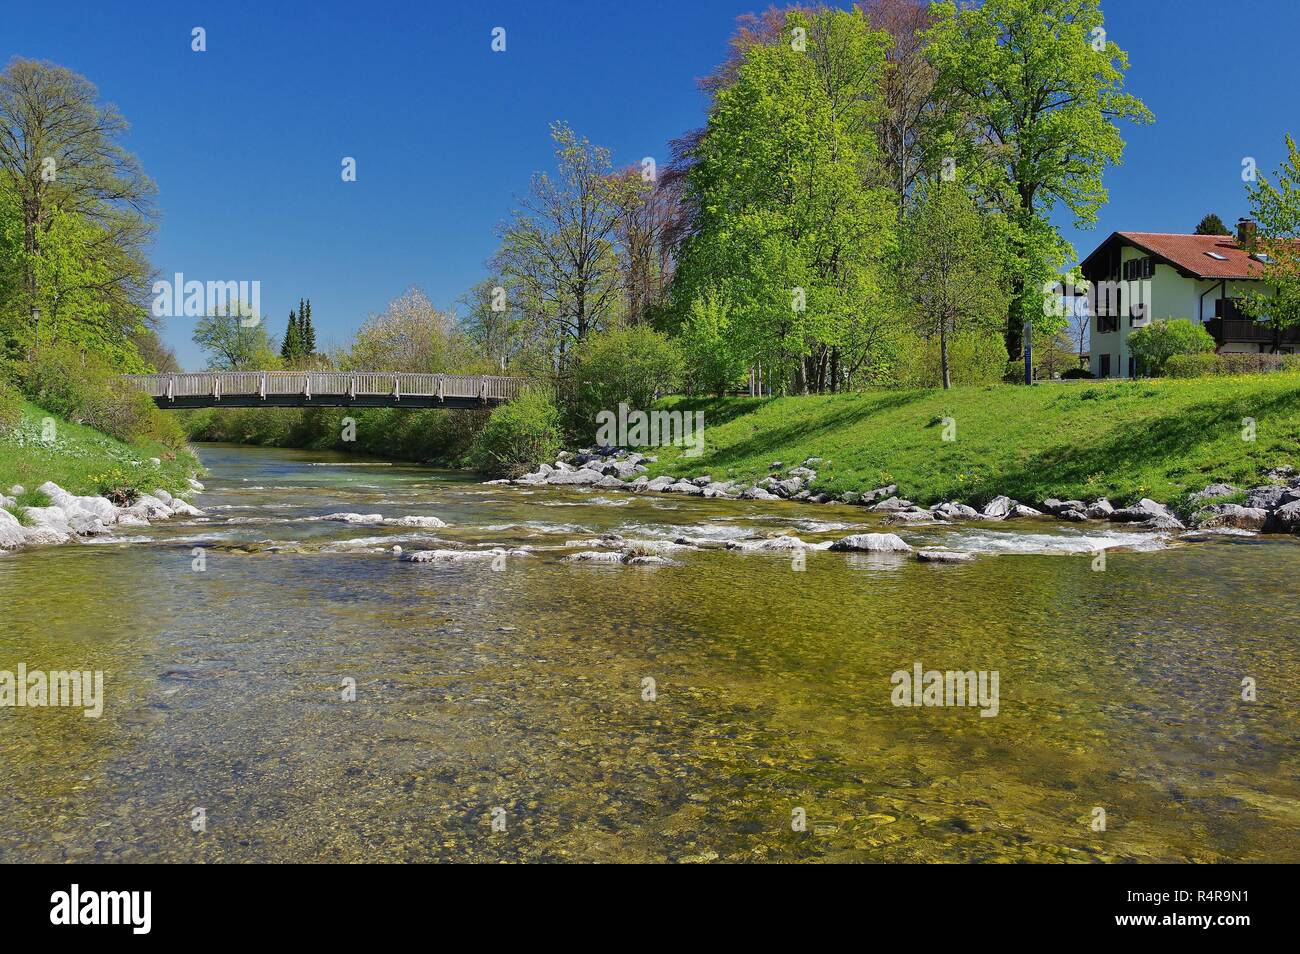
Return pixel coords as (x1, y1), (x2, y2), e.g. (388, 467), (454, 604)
(1195, 212), (1231, 235)
(0, 58), (156, 362)
(280, 308), (301, 362)
(926, 0), (1152, 362)
(300, 298), (316, 354)
(673, 8), (897, 394)
(899, 180), (1008, 388)
(345, 286), (470, 373)
(1127, 318), (1215, 376)
(679, 289), (748, 397)
(568, 326), (684, 437)
(1239, 135), (1300, 352)
(492, 123), (628, 366)
(193, 313), (279, 370)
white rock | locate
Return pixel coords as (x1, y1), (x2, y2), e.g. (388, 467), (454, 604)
(317, 512), (384, 524)
(1007, 504), (1043, 518)
(188, 478), (205, 492)
(403, 547), (528, 563)
(0, 508), (25, 549)
(730, 536), (831, 552)
(982, 496), (1015, 519)
(124, 494), (174, 521)
(828, 533), (912, 553)
(385, 515), (447, 528)
(915, 549), (975, 563)
(22, 524), (71, 546)
(152, 488), (174, 505)
(170, 499), (204, 518)
(564, 550), (625, 563)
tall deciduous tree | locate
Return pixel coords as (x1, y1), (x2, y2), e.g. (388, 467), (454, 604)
(346, 286), (470, 373)
(859, 0), (942, 221)
(926, 0), (1151, 362)
(193, 313), (278, 370)
(1240, 135), (1300, 352)
(493, 123), (627, 366)
(673, 8), (898, 394)
(900, 181), (1008, 388)
(0, 57), (156, 360)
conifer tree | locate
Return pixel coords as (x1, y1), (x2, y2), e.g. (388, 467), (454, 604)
(301, 298), (316, 354)
(281, 308), (301, 362)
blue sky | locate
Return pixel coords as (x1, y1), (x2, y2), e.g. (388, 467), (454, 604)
(7, 0), (1299, 369)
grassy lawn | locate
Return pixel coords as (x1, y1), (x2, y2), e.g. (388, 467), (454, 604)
(1, 400), (200, 513)
(643, 373), (1300, 510)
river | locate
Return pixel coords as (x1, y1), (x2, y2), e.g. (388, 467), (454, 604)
(1, 442), (1297, 862)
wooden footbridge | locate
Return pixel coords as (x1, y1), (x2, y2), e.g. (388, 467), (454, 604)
(127, 372), (529, 409)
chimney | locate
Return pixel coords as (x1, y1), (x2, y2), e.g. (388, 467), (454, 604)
(1237, 217), (1257, 248)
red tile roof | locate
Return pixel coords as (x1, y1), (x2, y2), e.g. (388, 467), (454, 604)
(1112, 232), (1266, 279)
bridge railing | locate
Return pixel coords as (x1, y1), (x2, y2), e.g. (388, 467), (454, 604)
(128, 371), (530, 403)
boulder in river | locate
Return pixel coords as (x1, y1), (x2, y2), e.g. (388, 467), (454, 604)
(1007, 504), (1044, 518)
(547, 468), (605, 486)
(828, 532), (912, 553)
(317, 512), (384, 525)
(1084, 498), (1114, 519)
(564, 550), (625, 564)
(1192, 504), (1269, 531)
(870, 496), (910, 512)
(386, 515), (447, 528)
(981, 496), (1015, 519)
(771, 478), (804, 498)
(1266, 499), (1300, 534)
(0, 508), (25, 550)
(915, 548), (975, 564)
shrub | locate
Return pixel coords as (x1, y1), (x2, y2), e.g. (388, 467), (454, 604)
(891, 332), (1009, 389)
(565, 327), (684, 438)
(17, 343), (159, 441)
(469, 386), (562, 478)
(1165, 351), (1300, 378)
(680, 292), (747, 397)
(1127, 318), (1216, 376)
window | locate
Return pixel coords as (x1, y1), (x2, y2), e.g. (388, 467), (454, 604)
(1096, 314), (1118, 334)
(1099, 354), (1112, 377)
(1205, 251), (1229, 261)
(1122, 256), (1155, 280)
(1128, 356), (1135, 379)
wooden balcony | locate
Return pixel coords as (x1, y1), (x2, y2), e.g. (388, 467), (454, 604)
(1204, 318), (1300, 346)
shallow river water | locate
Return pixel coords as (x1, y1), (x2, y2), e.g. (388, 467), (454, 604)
(1, 443), (1298, 862)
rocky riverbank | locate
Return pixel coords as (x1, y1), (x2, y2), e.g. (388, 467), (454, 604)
(0, 479), (206, 552)
(498, 447), (1300, 537)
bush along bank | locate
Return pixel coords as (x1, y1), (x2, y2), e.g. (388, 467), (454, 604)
(496, 446), (1300, 538)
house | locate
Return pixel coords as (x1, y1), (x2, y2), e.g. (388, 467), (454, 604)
(1075, 218), (1295, 378)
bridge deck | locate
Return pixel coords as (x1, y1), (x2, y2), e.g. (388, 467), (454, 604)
(128, 372), (528, 409)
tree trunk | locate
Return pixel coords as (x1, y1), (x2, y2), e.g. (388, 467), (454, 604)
(1005, 279), (1024, 361)
(940, 318), (951, 390)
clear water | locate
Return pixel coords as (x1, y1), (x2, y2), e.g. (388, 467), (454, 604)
(1, 443), (1297, 862)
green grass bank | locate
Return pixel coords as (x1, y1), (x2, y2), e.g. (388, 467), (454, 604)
(641, 374), (1300, 512)
(0, 400), (200, 514)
